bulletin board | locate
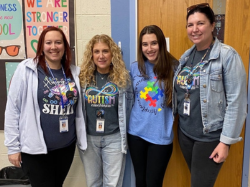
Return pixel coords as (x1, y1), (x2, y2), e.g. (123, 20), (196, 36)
(0, 0), (75, 130)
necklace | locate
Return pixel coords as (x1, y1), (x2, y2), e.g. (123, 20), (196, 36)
(97, 71), (108, 80)
(185, 42), (214, 88)
(95, 71), (110, 89)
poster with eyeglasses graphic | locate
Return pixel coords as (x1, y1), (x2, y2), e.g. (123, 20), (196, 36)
(0, 0), (26, 59)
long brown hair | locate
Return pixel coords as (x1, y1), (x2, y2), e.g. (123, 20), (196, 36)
(137, 25), (176, 106)
(34, 27), (72, 77)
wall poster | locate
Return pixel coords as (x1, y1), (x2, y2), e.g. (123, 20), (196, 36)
(25, 0), (70, 58)
(0, 0), (26, 59)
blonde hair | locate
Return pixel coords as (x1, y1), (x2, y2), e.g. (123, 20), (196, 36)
(79, 34), (130, 88)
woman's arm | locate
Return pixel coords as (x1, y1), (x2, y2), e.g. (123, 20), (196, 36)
(4, 63), (25, 156)
(220, 48), (247, 145)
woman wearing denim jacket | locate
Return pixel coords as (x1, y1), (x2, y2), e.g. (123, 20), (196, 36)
(173, 3), (247, 187)
(78, 34), (133, 187)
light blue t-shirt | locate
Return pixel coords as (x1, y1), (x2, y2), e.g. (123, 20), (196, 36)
(128, 61), (174, 145)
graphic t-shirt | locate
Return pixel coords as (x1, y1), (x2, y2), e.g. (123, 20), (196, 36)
(175, 47), (221, 141)
(128, 61), (173, 145)
(85, 72), (119, 136)
(37, 65), (78, 151)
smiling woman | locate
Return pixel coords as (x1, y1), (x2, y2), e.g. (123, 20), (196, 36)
(128, 25), (178, 187)
(141, 33), (159, 64)
(173, 3), (247, 187)
(43, 30), (65, 69)
(78, 34), (133, 187)
(92, 42), (112, 74)
(4, 27), (87, 187)
(186, 11), (215, 51)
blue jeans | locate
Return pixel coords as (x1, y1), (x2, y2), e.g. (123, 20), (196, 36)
(79, 132), (125, 187)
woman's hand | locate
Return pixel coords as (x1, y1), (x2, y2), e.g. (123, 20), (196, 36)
(8, 153), (22, 167)
(209, 142), (229, 163)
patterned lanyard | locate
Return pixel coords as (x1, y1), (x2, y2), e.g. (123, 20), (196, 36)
(185, 42), (213, 90)
(184, 41), (214, 100)
(46, 62), (70, 109)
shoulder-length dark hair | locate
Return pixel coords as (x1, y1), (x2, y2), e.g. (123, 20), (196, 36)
(137, 25), (177, 106)
(34, 27), (72, 77)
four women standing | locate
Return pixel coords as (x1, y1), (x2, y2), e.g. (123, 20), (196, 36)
(4, 3), (247, 187)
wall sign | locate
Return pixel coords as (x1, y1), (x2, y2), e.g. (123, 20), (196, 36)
(212, 0), (226, 43)
(0, 0), (26, 59)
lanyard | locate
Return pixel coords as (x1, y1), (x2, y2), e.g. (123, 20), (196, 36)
(46, 62), (70, 110)
(184, 41), (214, 102)
(185, 42), (213, 91)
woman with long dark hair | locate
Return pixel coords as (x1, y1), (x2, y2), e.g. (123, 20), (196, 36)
(128, 25), (178, 187)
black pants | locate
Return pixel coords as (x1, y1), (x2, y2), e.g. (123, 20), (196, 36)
(127, 133), (173, 187)
(178, 129), (223, 187)
(21, 141), (76, 187)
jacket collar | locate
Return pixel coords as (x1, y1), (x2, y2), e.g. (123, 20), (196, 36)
(208, 37), (220, 60)
(24, 58), (38, 71)
(179, 37), (221, 65)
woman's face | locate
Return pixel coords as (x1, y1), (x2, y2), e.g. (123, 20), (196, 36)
(92, 42), (112, 74)
(43, 31), (65, 66)
(187, 12), (215, 50)
(141, 33), (159, 64)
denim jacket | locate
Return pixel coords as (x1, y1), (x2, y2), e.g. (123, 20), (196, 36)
(4, 58), (87, 155)
(81, 82), (133, 154)
(173, 38), (247, 145)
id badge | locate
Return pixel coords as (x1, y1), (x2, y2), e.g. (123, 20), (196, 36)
(59, 116), (69, 133)
(183, 99), (190, 116)
(96, 119), (105, 133)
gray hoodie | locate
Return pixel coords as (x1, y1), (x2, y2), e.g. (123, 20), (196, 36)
(4, 58), (87, 155)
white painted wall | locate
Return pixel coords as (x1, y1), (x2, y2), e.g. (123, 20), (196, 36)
(75, 0), (111, 67)
(0, 0), (111, 186)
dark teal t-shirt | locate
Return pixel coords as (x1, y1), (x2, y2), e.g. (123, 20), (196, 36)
(175, 47), (221, 142)
(85, 72), (119, 136)
(37, 65), (77, 150)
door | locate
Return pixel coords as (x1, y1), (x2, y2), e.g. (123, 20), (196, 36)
(138, 0), (250, 186)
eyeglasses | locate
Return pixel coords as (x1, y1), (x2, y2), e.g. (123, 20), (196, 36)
(187, 3), (210, 13)
(0, 45), (20, 57)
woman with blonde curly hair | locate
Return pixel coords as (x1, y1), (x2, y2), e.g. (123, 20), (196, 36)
(78, 34), (133, 187)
